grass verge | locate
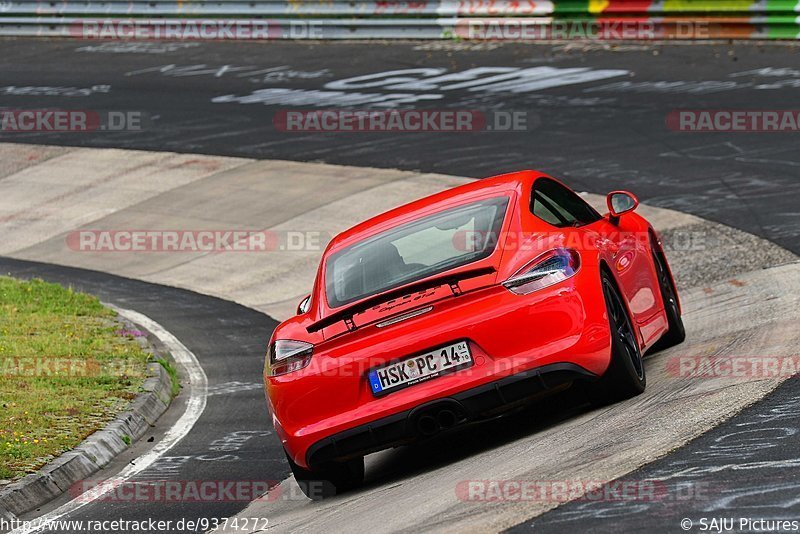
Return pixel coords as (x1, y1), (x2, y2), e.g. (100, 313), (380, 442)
(153, 357), (181, 398)
(0, 276), (153, 481)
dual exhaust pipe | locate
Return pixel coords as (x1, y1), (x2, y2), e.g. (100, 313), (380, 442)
(417, 408), (460, 436)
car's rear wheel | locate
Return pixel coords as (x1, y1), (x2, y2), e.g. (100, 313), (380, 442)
(285, 450), (364, 500)
(650, 246), (686, 351)
(587, 270), (646, 405)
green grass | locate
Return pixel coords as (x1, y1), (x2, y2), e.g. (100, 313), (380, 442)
(154, 357), (181, 398)
(0, 277), (152, 480)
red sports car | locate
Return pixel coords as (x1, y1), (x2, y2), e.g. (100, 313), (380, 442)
(264, 171), (684, 498)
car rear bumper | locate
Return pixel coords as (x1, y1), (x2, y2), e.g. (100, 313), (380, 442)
(269, 271), (613, 469)
(305, 362), (596, 468)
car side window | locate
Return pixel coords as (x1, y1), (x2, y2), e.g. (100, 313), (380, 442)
(531, 178), (602, 228)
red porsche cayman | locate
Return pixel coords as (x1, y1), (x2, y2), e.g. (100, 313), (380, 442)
(264, 170), (685, 498)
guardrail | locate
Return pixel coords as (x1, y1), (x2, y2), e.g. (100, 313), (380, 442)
(0, 1), (797, 39)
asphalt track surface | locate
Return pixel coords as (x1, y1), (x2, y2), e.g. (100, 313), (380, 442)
(513, 377), (800, 533)
(2, 40), (800, 253)
(1, 38), (800, 532)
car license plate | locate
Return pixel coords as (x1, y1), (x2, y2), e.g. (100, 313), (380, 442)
(368, 341), (473, 397)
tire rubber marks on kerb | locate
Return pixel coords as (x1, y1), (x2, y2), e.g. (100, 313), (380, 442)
(10, 305), (209, 534)
(210, 66), (630, 107)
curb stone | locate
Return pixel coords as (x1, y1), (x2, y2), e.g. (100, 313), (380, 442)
(0, 314), (176, 521)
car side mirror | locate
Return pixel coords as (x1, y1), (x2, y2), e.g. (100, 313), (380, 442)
(607, 191), (639, 223)
(297, 295), (311, 315)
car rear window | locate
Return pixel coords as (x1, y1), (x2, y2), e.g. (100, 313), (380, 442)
(325, 196), (509, 308)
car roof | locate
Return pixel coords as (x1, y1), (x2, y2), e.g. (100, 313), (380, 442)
(326, 169), (544, 253)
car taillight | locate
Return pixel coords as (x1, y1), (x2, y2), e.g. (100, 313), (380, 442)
(503, 248), (581, 295)
(267, 340), (313, 377)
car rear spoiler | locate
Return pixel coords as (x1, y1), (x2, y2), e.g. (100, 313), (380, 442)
(306, 266), (496, 333)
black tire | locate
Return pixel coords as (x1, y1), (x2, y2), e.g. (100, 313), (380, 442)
(650, 246), (686, 351)
(285, 450), (364, 500)
(587, 270), (646, 405)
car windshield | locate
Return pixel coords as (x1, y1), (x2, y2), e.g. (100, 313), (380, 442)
(325, 196), (510, 308)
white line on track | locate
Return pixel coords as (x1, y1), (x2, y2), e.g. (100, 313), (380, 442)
(10, 305), (209, 534)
